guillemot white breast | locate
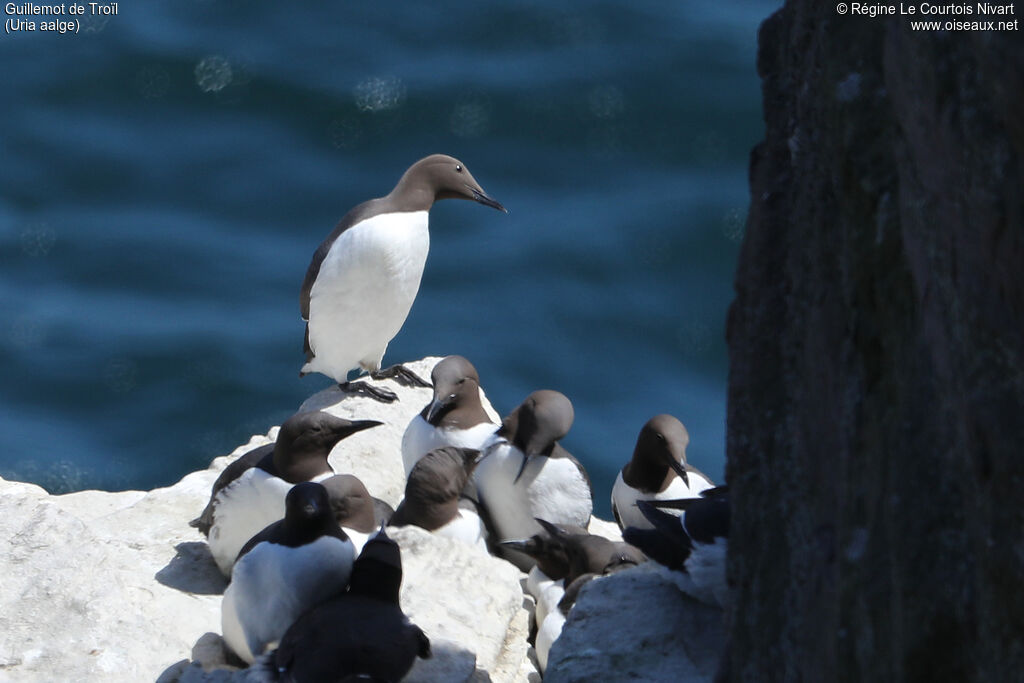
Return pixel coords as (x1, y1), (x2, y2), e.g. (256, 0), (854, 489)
(611, 414), (715, 531)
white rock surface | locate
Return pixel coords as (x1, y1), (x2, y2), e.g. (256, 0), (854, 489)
(0, 472), (225, 682)
(544, 563), (727, 683)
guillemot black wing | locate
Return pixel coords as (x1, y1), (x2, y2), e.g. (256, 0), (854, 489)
(189, 443), (274, 535)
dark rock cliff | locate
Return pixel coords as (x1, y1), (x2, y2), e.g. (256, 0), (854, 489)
(725, 4), (1023, 682)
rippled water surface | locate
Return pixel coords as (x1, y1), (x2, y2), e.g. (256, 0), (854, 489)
(0, 1), (779, 516)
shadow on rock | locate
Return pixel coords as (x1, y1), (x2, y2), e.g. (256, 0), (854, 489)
(156, 541), (228, 595)
(159, 635), (486, 683)
(155, 632), (254, 683)
(406, 638), (480, 682)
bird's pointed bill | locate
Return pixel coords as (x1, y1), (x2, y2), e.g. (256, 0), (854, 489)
(513, 454), (531, 483)
(470, 188), (507, 213)
(664, 456), (690, 486)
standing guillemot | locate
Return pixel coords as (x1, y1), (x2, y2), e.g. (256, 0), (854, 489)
(272, 527), (431, 682)
(473, 390), (593, 571)
(611, 414), (715, 531)
(192, 411), (381, 577)
(300, 155), (507, 403)
(624, 486), (731, 608)
(222, 482), (355, 664)
(390, 446), (488, 550)
(401, 355), (497, 477)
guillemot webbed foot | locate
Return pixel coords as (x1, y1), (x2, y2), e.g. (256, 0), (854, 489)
(371, 364), (432, 388)
(338, 380), (399, 403)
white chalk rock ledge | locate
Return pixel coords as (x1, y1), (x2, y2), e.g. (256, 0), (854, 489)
(0, 357), (725, 682)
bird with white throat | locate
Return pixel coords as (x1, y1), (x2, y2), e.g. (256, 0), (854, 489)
(300, 155), (507, 402)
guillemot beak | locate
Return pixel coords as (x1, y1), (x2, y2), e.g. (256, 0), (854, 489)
(336, 419), (385, 438)
(665, 457), (690, 487)
(470, 187), (508, 213)
(513, 454), (531, 484)
(647, 497), (699, 511)
(424, 396), (450, 424)
(535, 518), (567, 540)
(499, 538), (539, 554)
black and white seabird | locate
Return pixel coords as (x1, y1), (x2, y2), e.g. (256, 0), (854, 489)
(623, 486), (731, 607)
(222, 482), (356, 664)
(534, 518), (646, 586)
(401, 355), (497, 476)
(474, 390), (593, 570)
(320, 473), (391, 555)
(390, 446), (488, 550)
(300, 155), (507, 403)
(499, 519), (586, 668)
(501, 519), (639, 625)
(501, 521), (587, 595)
(192, 411), (381, 576)
(501, 519), (644, 672)
(272, 527), (431, 682)
(611, 414), (715, 531)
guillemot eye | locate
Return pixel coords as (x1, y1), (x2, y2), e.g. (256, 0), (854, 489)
(455, 164), (463, 172)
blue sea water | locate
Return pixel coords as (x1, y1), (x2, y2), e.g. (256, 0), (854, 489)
(0, 1), (778, 518)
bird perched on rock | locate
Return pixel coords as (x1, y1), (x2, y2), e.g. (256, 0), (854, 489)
(320, 473), (391, 555)
(390, 446), (488, 550)
(401, 355), (497, 476)
(221, 482), (355, 664)
(503, 521), (588, 603)
(191, 411), (381, 576)
(624, 486), (730, 608)
(501, 519), (638, 625)
(271, 527), (431, 682)
(501, 519), (584, 672)
(474, 390), (593, 570)
(535, 518), (646, 586)
(611, 414), (715, 531)
(300, 155), (507, 403)
(502, 519), (644, 672)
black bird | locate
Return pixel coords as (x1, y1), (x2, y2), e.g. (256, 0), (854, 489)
(272, 527), (431, 682)
(222, 482), (355, 664)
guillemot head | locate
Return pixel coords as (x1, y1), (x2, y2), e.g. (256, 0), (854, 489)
(497, 390), (574, 483)
(320, 473), (378, 533)
(627, 414), (692, 488)
(423, 355), (484, 425)
(499, 390), (575, 459)
(390, 154), (507, 213)
(280, 481), (350, 545)
(274, 411), (383, 483)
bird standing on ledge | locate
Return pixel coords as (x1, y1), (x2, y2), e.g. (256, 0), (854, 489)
(300, 154), (507, 403)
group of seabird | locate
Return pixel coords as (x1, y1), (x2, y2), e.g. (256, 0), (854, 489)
(188, 155), (731, 681)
